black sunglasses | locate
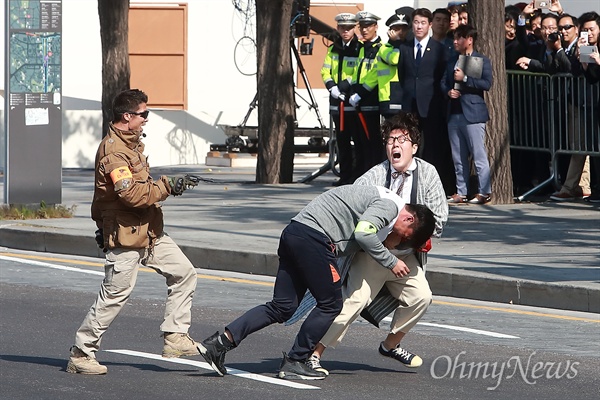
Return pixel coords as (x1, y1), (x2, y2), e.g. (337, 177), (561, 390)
(128, 110), (150, 119)
(558, 24), (574, 31)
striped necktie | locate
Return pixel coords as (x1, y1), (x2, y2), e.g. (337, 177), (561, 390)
(391, 171), (410, 196)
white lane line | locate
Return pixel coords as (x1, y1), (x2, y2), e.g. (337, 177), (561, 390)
(1, 255), (517, 339)
(388, 317), (520, 339)
(0, 255), (104, 276)
(105, 349), (320, 390)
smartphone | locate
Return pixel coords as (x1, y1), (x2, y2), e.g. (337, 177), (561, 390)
(580, 31), (589, 46)
(534, 0), (550, 9)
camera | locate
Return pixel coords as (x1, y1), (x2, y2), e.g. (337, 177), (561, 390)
(548, 32), (561, 43)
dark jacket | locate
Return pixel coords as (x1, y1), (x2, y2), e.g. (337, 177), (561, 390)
(441, 51), (493, 124)
(399, 38), (447, 118)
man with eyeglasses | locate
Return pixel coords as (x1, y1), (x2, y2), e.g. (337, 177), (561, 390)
(67, 89), (201, 374)
(516, 12), (561, 71)
(549, 14), (594, 202)
(306, 111), (448, 376)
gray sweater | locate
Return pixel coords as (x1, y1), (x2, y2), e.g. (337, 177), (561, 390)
(292, 185), (403, 270)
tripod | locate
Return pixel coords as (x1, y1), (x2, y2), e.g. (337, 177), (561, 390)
(291, 40), (340, 182)
(233, 40), (338, 181)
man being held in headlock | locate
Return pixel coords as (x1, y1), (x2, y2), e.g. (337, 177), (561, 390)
(306, 111), (448, 377)
(198, 185), (436, 380)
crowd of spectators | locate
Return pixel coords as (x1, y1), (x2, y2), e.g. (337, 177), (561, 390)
(320, 0), (599, 203)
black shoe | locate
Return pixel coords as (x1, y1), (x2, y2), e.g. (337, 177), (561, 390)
(584, 193), (600, 203)
(198, 331), (234, 376)
(378, 342), (423, 368)
(277, 352), (326, 380)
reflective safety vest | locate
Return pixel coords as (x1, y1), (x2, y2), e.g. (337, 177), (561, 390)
(321, 37), (361, 112)
(377, 41), (403, 118)
(352, 37), (382, 113)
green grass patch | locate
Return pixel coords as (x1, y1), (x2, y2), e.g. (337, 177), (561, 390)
(0, 201), (76, 220)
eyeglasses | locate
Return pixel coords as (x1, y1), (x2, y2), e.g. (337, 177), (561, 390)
(558, 24), (575, 31)
(128, 110), (150, 119)
(385, 135), (411, 145)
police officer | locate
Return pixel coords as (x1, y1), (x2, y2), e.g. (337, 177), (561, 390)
(67, 89), (200, 374)
(351, 11), (385, 177)
(321, 13), (361, 186)
(377, 13), (410, 120)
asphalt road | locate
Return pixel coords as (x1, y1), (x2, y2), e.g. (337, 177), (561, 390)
(0, 249), (598, 400)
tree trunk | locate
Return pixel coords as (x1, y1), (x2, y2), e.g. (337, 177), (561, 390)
(469, 1), (513, 203)
(255, 0), (296, 184)
(98, 0), (131, 137)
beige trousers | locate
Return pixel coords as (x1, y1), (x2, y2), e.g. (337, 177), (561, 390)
(320, 251), (432, 348)
(74, 235), (197, 356)
(561, 103), (591, 195)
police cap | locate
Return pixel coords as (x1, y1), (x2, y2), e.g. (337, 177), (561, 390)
(335, 13), (358, 26)
(386, 13), (409, 28)
(356, 11), (380, 25)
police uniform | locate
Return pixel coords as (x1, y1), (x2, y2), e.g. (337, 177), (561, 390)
(321, 13), (361, 185)
(377, 13), (409, 119)
(352, 11), (384, 177)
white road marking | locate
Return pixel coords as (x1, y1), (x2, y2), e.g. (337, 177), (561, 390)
(0, 255), (104, 276)
(1, 254), (519, 340)
(105, 349), (320, 390)
(389, 317), (520, 339)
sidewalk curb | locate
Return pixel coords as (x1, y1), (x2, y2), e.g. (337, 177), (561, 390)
(1, 226), (598, 313)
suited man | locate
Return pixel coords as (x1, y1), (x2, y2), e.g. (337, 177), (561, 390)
(399, 8), (455, 195)
(441, 25), (493, 204)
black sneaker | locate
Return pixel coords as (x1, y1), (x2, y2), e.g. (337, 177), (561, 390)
(378, 342), (423, 368)
(198, 331), (234, 376)
(277, 352), (326, 380)
(584, 193), (600, 203)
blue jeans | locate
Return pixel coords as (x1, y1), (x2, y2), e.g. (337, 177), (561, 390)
(448, 113), (491, 195)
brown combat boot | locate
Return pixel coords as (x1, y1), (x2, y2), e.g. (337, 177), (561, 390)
(66, 346), (108, 375)
(162, 332), (200, 358)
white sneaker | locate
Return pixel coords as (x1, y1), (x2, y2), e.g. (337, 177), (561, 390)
(305, 354), (329, 376)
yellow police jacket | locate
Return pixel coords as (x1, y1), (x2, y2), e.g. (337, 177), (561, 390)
(377, 40), (403, 118)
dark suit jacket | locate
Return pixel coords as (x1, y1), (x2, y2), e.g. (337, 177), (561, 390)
(441, 51), (493, 124)
(399, 38), (446, 118)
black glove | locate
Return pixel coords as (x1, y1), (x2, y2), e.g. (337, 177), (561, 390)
(94, 229), (106, 252)
(167, 175), (199, 196)
(167, 176), (186, 195)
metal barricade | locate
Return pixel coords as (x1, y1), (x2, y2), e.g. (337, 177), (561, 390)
(507, 71), (600, 201)
(507, 71), (555, 200)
